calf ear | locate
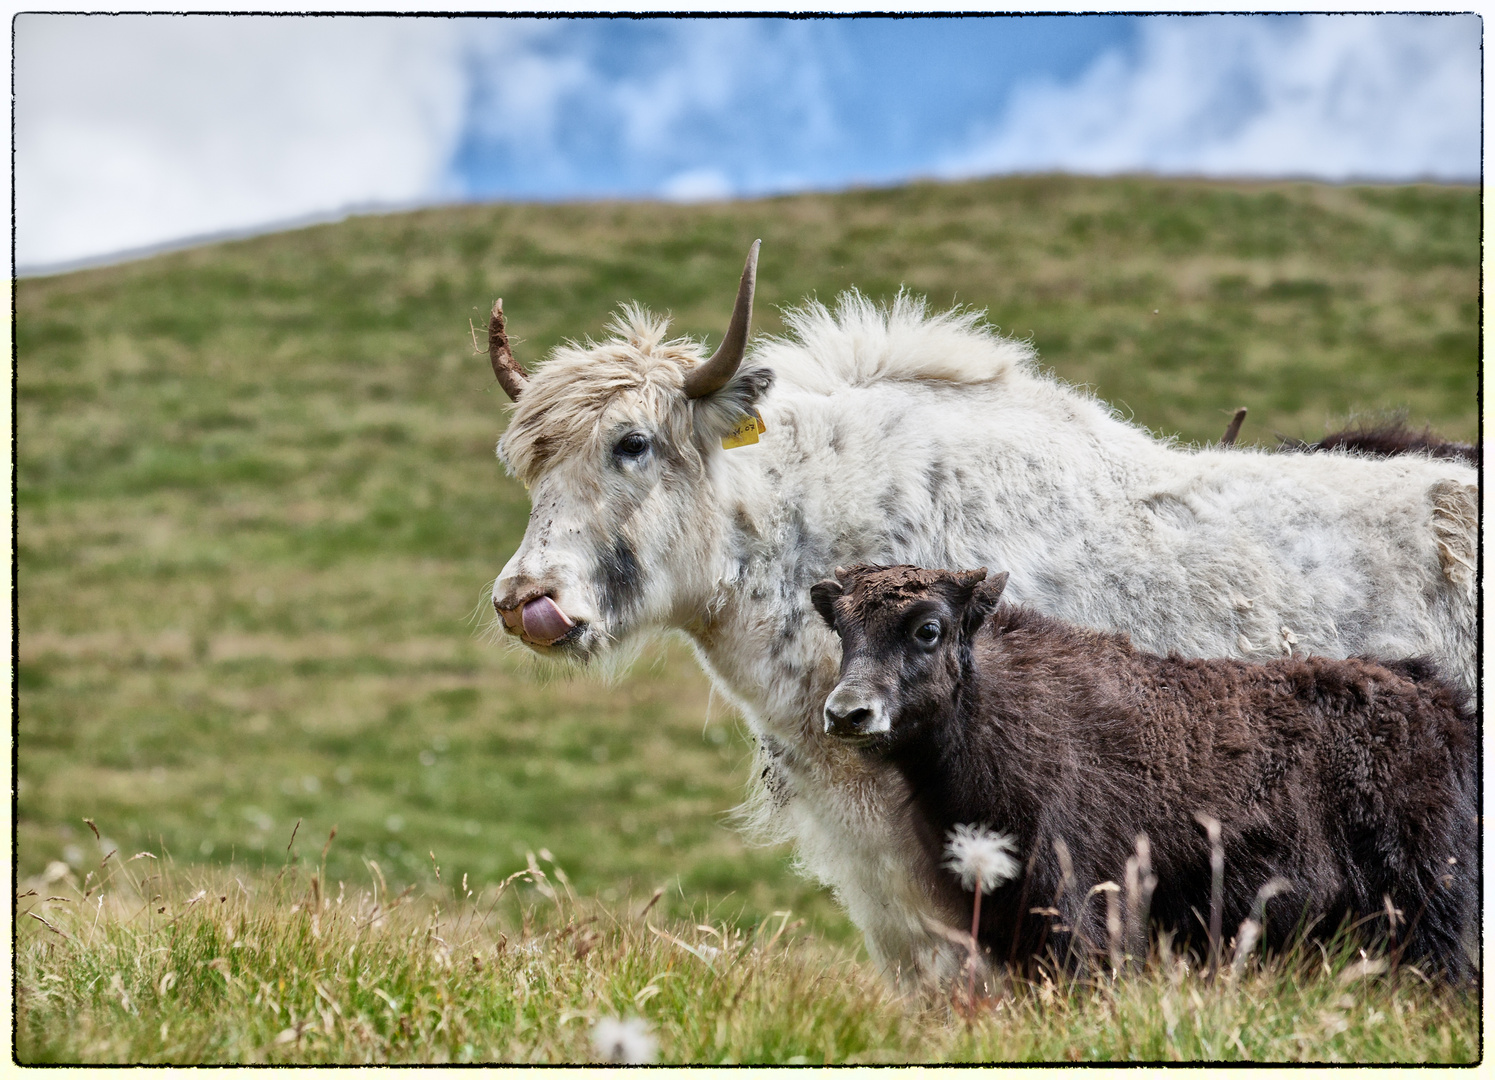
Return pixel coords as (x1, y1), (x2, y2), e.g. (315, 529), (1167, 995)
(976, 571), (1009, 609)
(810, 579), (843, 630)
(963, 571), (1009, 635)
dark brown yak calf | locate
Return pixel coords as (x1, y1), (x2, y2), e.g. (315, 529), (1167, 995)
(811, 564), (1477, 979)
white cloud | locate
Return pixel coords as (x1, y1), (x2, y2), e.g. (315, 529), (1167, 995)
(459, 20), (846, 198)
(458, 22), (593, 152)
(660, 167), (735, 203)
(16, 15), (1478, 272)
(15, 15), (469, 269)
(940, 15), (1480, 183)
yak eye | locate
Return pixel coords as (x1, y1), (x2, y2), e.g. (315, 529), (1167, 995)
(913, 620), (941, 645)
(614, 432), (650, 459)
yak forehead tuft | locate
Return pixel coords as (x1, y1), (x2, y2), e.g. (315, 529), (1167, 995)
(498, 304), (706, 481)
(837, 564), (963, 622)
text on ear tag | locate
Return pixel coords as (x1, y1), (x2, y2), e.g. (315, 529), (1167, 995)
(721, 408), (767, 450)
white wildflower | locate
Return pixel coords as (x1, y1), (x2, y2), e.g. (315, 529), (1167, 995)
(943, 823), (1020, 893)
(591, 1015), (657, 1065)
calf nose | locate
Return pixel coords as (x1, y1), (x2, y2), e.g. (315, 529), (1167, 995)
(823, 685), (888, 738)
(824, 703), (874, 737)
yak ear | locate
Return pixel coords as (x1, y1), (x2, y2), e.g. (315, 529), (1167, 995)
(962, 570), (1008, 635)
(975, 571), (1008, 609)
(690, 364), (776, 446)
(810, 579), (843, 630)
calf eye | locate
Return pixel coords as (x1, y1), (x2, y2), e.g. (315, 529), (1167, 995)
(913, 621), (941, 645)
(613, 432), (650, 460)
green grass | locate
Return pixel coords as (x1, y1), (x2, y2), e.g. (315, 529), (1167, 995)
(14, 859), (1478, 1064)
(15, 174), (1480, 1062)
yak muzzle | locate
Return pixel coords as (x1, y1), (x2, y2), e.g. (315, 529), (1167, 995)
(823, 684), (890, 739)
(495, 594), (578, 647)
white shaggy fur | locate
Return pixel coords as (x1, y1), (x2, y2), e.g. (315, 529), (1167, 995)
(493, 291), (1477, 989)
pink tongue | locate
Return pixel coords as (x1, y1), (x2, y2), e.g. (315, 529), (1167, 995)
(521, 596), (575, 644)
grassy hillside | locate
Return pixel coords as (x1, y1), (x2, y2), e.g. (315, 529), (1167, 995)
(15, 175), (1480, 1061)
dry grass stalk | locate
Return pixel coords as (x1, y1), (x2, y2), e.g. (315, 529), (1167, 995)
(1123, 833), (1157, 970)
(1193, 812), (1225, 981)
(1086, 881), (1123, 974)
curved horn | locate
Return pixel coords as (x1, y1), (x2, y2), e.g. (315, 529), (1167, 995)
(1220, 406), (1247, 446)
(488, 298), (528, 402)
(683, 240), (760, 399)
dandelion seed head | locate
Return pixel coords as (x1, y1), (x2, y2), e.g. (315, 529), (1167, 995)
(592, 1015), (657, 1064)
(942, 823), (1020, 893)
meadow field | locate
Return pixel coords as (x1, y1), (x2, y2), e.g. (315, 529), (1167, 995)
(15, 174), (1481, 1063)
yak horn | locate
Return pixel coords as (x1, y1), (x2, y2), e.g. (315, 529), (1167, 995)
(683, 240), (760, 399)
(1220, 406), (1247, 446)
(488, 298), (528, 402)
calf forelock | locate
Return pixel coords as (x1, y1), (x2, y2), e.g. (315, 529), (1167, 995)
(836, 565), (963, 624)
(497, 305), (706, 482)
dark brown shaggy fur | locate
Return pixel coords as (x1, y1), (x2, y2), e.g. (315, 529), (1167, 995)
(1304, 420), (1478, 467)
(812, 565), (1477, 979)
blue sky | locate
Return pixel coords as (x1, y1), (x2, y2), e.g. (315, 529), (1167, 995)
(15, 14), (1481, 271)
(451, 17), (1142, 200)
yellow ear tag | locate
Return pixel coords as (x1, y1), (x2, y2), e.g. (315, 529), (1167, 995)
(721, 408), (767, 450)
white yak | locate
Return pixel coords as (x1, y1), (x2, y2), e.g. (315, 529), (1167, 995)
(486, 243), (1477, 988)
